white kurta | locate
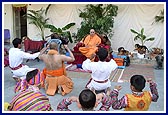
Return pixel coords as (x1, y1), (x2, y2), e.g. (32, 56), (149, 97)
(9, 48), (40, 78)
(82, 59), (118, 90)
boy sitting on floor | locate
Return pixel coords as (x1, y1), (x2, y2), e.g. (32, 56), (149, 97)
(109, 75), (159, 111)
(57, 88), (112, 111)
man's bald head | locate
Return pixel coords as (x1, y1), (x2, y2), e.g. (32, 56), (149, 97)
(49, 42), (58, 50)
(90, 29), (95, 36)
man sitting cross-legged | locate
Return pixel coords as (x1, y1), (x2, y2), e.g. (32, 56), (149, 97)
(79, 29), (102, 61)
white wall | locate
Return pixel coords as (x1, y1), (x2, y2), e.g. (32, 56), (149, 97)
(111, 4), (164, 52)
(3, 4), (13, 42)
(27, 4), (86, 42)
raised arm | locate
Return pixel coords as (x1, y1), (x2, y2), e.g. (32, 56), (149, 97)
(147, 79), (159, 102)
(97, 93), (113, 111)
(61, 45), (75, 62)
(109, 86), (127, 110)
(38, 45), (49, 60)
(57, 96), (78, 111)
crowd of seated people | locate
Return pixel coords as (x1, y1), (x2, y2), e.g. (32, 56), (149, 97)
(4, 29), (160, 111)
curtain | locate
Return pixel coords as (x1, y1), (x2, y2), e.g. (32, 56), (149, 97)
(27, 4), (164, 51)
(111, 4), (164, 51)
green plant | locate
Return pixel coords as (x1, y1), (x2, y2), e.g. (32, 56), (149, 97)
(75, 4), (118, 42)
(24, 5), (51, 41)
(130, 28), (155, 46)
(45, 23), (75, 43)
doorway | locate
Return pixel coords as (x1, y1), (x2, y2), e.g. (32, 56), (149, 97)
(13, 6), (27, 39)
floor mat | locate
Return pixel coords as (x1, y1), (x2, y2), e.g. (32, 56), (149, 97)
(66, 64), (91, 73)
(109, 69), (124, 82)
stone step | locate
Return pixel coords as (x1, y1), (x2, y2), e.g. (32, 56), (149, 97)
(130, 58), (156, 65)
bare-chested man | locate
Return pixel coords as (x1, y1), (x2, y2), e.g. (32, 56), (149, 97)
(39, 41), (75, 96)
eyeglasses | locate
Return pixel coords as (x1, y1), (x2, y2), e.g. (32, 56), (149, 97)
(90, 32), (95, 33)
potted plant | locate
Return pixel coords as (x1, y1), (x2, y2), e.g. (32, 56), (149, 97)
(130, 28), (155, 46)
(24, 6), (50, 41)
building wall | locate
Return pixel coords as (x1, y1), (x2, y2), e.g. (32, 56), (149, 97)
(3, 3), (165, 51)
(3, 4), (14, 42)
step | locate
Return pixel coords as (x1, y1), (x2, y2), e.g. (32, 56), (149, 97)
(130, 58), (156, 65)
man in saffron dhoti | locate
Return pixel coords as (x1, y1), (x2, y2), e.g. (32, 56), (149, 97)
(39, 41), (75, 96)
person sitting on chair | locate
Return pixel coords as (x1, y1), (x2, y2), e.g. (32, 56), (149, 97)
(79, 29), (102, 61)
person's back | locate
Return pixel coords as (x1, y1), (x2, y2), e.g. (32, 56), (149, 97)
(39, 42), (74, 96)
(109, 75), (159, 111)
(42, 53), (64, 70)
(40, 42), (74, 70)
(8, 86), (53, 111)
(9, 47), (31, 69)
(57, 89), (112, 111)
(82, 48), (118, 93)
(124, 91), (152, 111)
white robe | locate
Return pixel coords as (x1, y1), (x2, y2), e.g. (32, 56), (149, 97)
(9, 48), (40, 79)
(82, 59), (118, 90)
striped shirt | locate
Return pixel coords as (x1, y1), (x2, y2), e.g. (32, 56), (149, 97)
(9, 90), (53, 111)
(57, 95), (113, 111)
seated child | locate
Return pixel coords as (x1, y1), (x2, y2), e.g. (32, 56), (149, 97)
(116, 47), (130, 66)
(109, 75), (159, 111)
(57, 88), (112, 111)
(14, 69), (45, 93)
(132, 44), (148, 59)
